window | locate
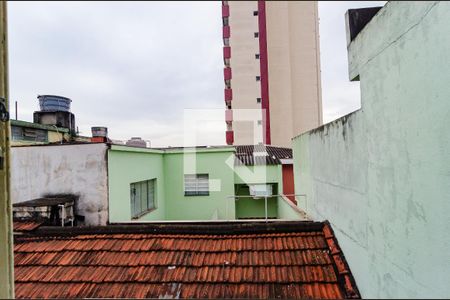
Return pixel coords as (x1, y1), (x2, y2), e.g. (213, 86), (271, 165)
(223, 17), (229, 26)
(257, 120), (262, 125)
(255, 53), (260, 59)
(253, 11), (258, 16)
(256, 97), (261, 103)
(130, 179), (156, 218)
(254, 32), (259, 38)
(256, 76), (261, 81)
(223, 38), (230, 46)
(11, 126), (48, 142)
(184, 174), (209, 196)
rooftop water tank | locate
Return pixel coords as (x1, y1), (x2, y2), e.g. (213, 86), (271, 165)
(91, 127), (108, 138)
(38, 95), (72, 112)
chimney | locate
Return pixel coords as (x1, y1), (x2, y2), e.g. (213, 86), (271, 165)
(91, 127), (108, 143)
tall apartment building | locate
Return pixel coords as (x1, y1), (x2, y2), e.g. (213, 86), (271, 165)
(222, 1), (323, 147)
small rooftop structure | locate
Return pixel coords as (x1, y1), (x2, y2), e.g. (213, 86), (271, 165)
(234, 145), (292, 166)
(14, 221), (360, 299)
(126, 137), (148, 148)
(13, 195), (77, 227)
(34, 95), (76, 134)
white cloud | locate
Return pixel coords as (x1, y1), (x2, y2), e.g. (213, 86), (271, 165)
(8, 1), (385, 146)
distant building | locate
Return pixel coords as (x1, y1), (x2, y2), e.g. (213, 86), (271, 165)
(222, 1), (323, 147)
(10, 143), (302, 225)
(10, 95), (91, 145)
(10, 119), (69, 146)
(125, 137), (148, 148)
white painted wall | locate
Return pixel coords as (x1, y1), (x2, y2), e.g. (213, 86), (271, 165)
(11, 143), (108, 226)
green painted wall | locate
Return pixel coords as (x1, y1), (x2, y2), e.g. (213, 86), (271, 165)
(164, 150), (236, 220)
(234, 165), (282, 218)
(234, 164), (282, 185)
(108, 146), (302, 222)
(234, 184), (277, 219)
(293, 2), (450, 298)
(108, 146), (166, 222)
(277, 196), (307, 220)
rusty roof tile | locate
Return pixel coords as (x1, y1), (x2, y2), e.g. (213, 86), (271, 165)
(13, 220), (45, 232)
(14, 221), (359, 299)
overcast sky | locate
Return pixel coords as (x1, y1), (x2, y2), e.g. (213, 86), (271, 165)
(8, 1), (384, 147)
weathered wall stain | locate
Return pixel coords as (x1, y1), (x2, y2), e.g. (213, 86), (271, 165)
(10, 144), (109, 225)
(293, 2), (450, 298)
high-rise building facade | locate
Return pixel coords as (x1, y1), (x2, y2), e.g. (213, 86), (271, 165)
(222, 1), (323, 147)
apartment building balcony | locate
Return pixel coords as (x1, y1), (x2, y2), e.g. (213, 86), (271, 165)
(225, 109), (233, 124)
(223, 46), (231, 59)
(223, 25), (230, 39)
(222, 4), (229, 17)
(226, 130), (234, 145)
(224, 88), (232, 103)
(224, 67), (232, 81)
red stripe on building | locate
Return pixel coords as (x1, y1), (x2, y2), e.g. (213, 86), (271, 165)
(258, 0), (271, 145)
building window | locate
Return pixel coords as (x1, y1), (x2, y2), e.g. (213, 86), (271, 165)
(223, 17), (229, 26)
(257, 120), (262, 125)
(256, 76), (261, 81)
(11, 126), (48, 142)
(254, 32), (259, 38)
(255, 53), (260, 59)
(184, 174), (209, 196)
(130, 179), (156, 218)
(223, 38), (230, 46)
(257, 97), (261, 103)
(253, 11), (258, 16)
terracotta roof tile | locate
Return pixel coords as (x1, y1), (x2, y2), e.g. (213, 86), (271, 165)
(13, 220), (45, 232)
(14, 221), (359, 299)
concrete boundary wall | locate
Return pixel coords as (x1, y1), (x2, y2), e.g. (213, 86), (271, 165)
(293, 2), (450, 298)
(11, 143), (109, 226)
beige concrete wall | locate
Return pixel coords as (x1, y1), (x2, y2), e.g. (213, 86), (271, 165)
(227, 1), (322, 147)
(265, 1), (294, 147)
(228, 1), (263, 145)
(266, 1), (322, 147)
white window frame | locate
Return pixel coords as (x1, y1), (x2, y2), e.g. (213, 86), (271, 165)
(130, 179), (156, 218)
(184, 174), (209, 196)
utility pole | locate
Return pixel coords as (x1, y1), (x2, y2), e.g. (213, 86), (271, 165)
(0, 2), (14, 298)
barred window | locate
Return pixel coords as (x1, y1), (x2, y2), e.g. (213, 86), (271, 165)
(184, 174), (209, 196)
